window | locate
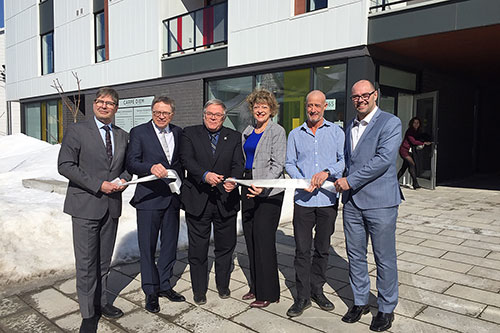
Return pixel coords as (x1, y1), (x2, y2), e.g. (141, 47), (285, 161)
(25, 103), (42, 140)
(95, 11), (106, 62)
(314, 64), (347, 127)
(308, 0), (328, 12)
(41, 32), (54, 74)
(23, 100), (63, 143)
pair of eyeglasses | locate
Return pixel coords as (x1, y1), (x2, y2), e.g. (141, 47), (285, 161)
(95, 99), (117, 107)
(204, 112), (225, 119)
(350, 90), (376, 101)
(152, 111), (174, 117)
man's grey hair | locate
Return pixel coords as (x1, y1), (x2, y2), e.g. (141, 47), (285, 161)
(203, 99), (227, 114)
(151, 95), (176, 112)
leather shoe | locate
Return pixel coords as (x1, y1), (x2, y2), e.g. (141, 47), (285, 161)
(242, 291), (255, 300)
(158, 289), (186, 302)
(193, 294), (207, 305)
(370, 312), (394, 332)
(286, 298), (311, 317)
(218, 288), (231, 299)
(311, 293), (334, 311)
(145, 294), (160, 313)
(100, 304), (123, 319)
(342, 305), (370, 323)
(250, 299), (279, 308)
(79, 315), (99, 333)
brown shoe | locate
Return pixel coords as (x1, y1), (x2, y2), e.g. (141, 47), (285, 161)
(242, 292), (255, 300)
(250, 299), (279, 308)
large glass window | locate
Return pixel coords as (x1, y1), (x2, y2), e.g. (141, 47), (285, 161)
(46, 100), (59, 144)
(25, 103), (42, 139)
(95, 11), (106, 62)
(314, 64), (347, 127)
(41, 32), (54, 74)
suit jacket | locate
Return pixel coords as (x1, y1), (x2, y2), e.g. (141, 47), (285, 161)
(180, 125), (244, 218)
(58, 119), (131, 220)
(126, 120), (183, 210)
(343, 108), (402, 209)
(242, 121), (286, 197)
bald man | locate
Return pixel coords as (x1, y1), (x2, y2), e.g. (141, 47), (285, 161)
(285, 90), (345, 317)
(335, 80), (402, 332)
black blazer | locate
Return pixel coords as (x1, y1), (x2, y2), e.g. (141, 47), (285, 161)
(126, 120), (183, 210)
(180, 125), (244, 218)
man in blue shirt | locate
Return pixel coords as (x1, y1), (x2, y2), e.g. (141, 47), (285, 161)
(285, 90), (345, 317)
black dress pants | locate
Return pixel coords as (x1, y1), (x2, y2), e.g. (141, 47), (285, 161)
(186, 199), (237, 297)
(293, 203), (338, 300)
(242, 187), (284, 302)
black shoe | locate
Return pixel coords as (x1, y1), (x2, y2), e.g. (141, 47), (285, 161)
(145, 294), (160, 313)
(79, 315), (99, 333)
(158, 288), (186, 302)
(218, 288), (231, 299)
(286, 298), (311, 317)
(342, 305), (370, 323)
(193, 294), (207, 305)
(413, 183), (421, 190)
(370, 312), (394, 332)
(311, 293), (334, 311)
(100, 304), (124, 319)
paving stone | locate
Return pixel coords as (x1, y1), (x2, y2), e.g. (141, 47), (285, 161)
(486, 252), (500, 261)
(462, 239), (500, 252)
(55, 312), (125, 332)
(235, 306), (321, 332)
(116, 309), (188, 332)
(0, 309), (63, 333)
(292, 306), (371, 332)
(54, 278), (77, 295)
(416, 307), (500, 333)
(445, 284), (500, 308)
(418, 267), (500, 292)
(183, 289), (249, 319)
(467, 266), (500, 282)
(441, 253), (499, 272)
(396, 260), (425, 274)
(399, 285), (485, 316)
(398, 271), (452, 293)
(400, 230), (463, 245)
(174, 306), (251, 332)
(420, 239), (490, 257)
(398, 252), (473, 273)
(0, 296), (29, 318)
(23, 288), (79, 319)
(394, 298), (426, 318)
(455, 220), (500, 233)
(395, 222), (443, 234)
(391, 315), (456, 333)
(395, 234), (425, 245)
(479, 306), (500, 324)
(439, 230), (500, 244)
(112, 295), (141, 315)
(397, 242), (446, 257)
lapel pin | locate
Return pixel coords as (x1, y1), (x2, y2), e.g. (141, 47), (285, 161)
(224, 136), (227, 140)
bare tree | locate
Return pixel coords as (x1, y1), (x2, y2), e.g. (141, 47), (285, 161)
(50, 71), (82, 123)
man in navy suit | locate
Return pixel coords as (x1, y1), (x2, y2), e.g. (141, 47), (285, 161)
(180, 99), (244, 305)
(126, 95), (185, 313)
(335, 80), (402, 332)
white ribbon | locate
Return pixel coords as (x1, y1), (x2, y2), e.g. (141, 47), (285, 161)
(120, 169), (182, 194)
(226, 178), (337, 193)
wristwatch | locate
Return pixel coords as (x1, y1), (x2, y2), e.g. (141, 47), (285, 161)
(323, 169), (331, 176)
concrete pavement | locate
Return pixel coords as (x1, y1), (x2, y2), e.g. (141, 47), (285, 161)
(1, 182), (500, 332)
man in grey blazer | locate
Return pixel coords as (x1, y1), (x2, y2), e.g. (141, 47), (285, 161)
(58, 87), (130, 333)
(335, 80), (402, 332)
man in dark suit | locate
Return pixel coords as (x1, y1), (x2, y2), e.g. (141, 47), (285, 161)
(58, 87), (131, 333)
(335, 80), (402, 332)
(126, 95), (185, 313)
(180, 99), (244, 305)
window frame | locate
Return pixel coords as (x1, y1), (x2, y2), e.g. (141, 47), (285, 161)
(41, 31), (54, 75)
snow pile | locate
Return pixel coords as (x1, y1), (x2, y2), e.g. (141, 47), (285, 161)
(0, 134), (294, 285)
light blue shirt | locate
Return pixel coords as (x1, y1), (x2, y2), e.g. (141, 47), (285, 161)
(285, 119), (345, 207)
(94, 117), (115, 155)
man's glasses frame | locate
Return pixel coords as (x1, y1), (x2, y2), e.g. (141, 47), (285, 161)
(95, 99), (117, 107)
(152, 111), (174, 117)
(350, 90), (376, 102)
(204, 111), (225, 119)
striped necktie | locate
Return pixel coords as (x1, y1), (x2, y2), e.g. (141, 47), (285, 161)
(102, 125), (113, 161)
(209, 132), (217, 155)
(159, 130), (171, 163)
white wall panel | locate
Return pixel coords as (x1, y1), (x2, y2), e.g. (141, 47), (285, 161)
(228, 0), (369, 66)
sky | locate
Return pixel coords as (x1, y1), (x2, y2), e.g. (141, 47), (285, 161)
(0, 133), (294, 285)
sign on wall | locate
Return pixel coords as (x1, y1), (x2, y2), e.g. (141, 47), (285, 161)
(115, 96), (154, 132)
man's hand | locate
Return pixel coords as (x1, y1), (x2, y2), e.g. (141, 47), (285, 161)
(205, 172), (224, 187)
(305, 170), (329, 192)
(334, 177), (350, 193)
(115, 179), (128, 192)
(100, 181), (120, 194)
(246, 185), (263, 198)
(223, 179), (237, 192)
(151, 163), (168, 178)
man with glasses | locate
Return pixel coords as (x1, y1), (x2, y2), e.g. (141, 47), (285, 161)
(126, 95), (185, 314)
(334, 80), (402, 332)
(180, 99), (244, 305)
(285, 90), (345, 317)
(58, 87), (130, 333)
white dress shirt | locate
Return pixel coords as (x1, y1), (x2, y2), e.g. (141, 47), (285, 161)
(153, 122), (174, 162)
(351, 106), (379, 151)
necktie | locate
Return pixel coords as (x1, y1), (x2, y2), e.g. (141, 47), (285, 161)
(209, 132), (217, 155)
(159, 130), (171, 163)
(102, 125), (112, 161)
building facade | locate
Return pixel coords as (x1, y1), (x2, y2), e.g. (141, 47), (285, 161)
(5, 0), (500, 186)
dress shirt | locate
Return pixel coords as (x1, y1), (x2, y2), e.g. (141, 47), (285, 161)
(285, 119), (345, 207)
(351, 106), (378, 151)
(94, 116), (115, 155)
(152, 122), (174, 161)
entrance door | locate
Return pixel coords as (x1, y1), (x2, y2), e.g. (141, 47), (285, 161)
(413, 92), (438, 189)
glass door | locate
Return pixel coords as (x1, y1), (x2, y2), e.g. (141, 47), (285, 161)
(413, 92), (438, 189)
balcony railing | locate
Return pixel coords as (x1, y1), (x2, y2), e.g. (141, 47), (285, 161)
(369, 0), (434, 13)
(162, 1), (227, 57)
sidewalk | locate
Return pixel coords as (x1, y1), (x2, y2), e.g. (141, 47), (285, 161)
(1, 183), (500, 332)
